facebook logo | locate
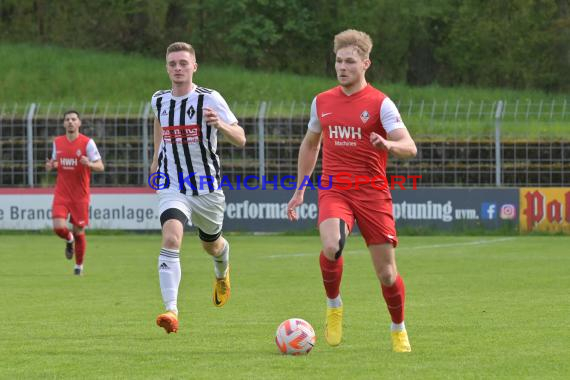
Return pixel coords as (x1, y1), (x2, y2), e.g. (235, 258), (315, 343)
(481, 203), (497, 220)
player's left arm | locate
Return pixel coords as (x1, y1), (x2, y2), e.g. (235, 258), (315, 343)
(371, 128), (417, 159)
(204, 107), (246, 147)
(80, 158), (105, 172)
(370, 97), (417, 159)
(203, 92), (246, 147)
(81, 139), (105, 171)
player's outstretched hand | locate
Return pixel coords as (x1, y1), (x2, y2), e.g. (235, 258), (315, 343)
(287, 191), (304, 221)
(370, 132), (392, 152)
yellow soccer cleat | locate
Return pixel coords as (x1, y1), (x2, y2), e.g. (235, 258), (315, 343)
(156, 311), (178, 334)
(213, 266), (231, 307)
(325, 305), (343, 346)
(391, 330), (412, 352)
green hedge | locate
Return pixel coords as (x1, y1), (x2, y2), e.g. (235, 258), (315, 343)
(1, 0), (568, 91)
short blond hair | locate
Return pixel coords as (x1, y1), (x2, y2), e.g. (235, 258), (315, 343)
(333, 29), (373, 59)
(166, 42), (195, 59)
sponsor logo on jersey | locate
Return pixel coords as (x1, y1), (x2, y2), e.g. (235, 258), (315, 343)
(321, 112), (333, 117)
(162, 125), (200, 144)
(60, 157), (78, 168)
(328, 125), (362, 146)
(161, 110), (168, 116)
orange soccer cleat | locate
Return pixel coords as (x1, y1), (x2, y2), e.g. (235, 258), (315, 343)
(156, 311), (179, 334)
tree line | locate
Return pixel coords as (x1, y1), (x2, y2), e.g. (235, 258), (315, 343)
(1, 0), (568, 91)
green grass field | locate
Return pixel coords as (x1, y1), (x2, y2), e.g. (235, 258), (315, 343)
(1, 234), (569, 379)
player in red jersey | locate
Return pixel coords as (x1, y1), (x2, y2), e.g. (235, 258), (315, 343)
(45, 110), (105, 275)
(287, 30), (417, 352)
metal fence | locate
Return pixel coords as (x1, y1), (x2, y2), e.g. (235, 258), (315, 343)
(1, 99), (569, 188)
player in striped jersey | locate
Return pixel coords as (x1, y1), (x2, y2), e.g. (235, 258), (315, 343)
(151, 42), (246, 333)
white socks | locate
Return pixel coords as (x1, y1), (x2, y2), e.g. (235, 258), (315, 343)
(327, 295), (343, 308)
(213, 240), (229, 279)
(158, 248), (181, 314)
(391, 321), (406, 332)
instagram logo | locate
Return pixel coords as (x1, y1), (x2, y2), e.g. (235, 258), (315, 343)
(500, 204), (517, 220)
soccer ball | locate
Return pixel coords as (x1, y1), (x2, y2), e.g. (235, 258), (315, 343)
(275, 318), (316, 355)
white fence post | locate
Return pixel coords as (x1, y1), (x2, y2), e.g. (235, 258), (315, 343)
(495, 100), (504, 187)
(27, 103), (37, 187)
(258, 101), (267, 179)
(142, 102), (151, 180)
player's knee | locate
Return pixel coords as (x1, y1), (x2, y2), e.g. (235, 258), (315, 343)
(377, 267), (397, 286)
(162, 233), (182, 250)
(323, 224), (346, 260)
(322, 242), (340, 260)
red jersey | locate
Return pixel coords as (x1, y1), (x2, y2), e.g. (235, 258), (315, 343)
(309, 84), (406, 199)
(52, 134), (100, 203)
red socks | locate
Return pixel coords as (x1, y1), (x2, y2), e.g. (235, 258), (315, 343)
(320, 251), (406, 324)
(54, 227), (72, 241)
(320, 250), (405, 324)
(319, 252), (344, 299)
(381, 275), (406, 324)
(74, 234), (86, 265)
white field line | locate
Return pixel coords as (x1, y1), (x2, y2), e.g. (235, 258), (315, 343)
(266, 237), (517, 259)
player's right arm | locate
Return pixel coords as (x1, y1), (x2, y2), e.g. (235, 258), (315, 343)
(150, 117), (161, 173)
(295, 130), (322, 189)
(45, 159), (57, 171)
(287, 131), (322, 221)
(288, 97), (323, 221)
(45, 140), (58, 171)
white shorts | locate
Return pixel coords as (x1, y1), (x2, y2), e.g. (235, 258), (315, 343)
(158, 190), (225, 235)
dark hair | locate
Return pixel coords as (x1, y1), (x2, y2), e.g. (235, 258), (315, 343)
(63, 110), (81, 120)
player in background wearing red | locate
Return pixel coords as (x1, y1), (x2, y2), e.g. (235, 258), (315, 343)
(45, 111), (105, 276)
(287, 30), (417, 352)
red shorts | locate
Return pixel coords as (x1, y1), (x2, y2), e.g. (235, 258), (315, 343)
(52, 198), (89, 227)
(318, 187), (398, 247)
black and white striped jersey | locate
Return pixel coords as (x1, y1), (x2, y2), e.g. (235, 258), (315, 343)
(151, 85), (238, 196)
